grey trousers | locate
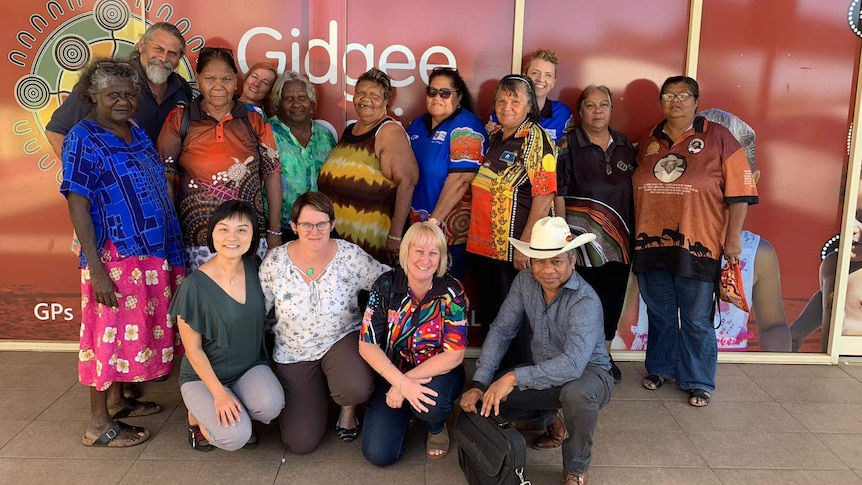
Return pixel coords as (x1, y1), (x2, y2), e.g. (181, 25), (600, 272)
(500, 364), (614, 474)
(181, 364), (284, 451)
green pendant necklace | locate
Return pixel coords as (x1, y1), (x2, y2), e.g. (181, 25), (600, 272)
(307, 268), (314, 276)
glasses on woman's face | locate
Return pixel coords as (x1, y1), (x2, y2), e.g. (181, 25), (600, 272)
(425, 86), (458, 99)
(660, 92), (694, 102)
(296, 221), (332, 233)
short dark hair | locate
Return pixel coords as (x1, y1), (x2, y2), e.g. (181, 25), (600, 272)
(660, 75), (699, 99)
(356, 67), (392, 100)
(77, 58), (140, 108)
(428, 67), (474, 113)
(290, 191), (335, 224)
(196, 47), (238, 75)
(206, 200), (260, 256)
(496, 74), (541, 123)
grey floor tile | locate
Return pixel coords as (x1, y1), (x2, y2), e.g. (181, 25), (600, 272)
(275, 460), (424, 484)
(712, 374), (774, 402)
(36, 384), (182, 425)
(0, 421), (28, 450)
(817, 434), (862, 469)
(0, 364), (78, 391)
(589, 466), (722, 485)
(589, 429), (706, 467)
(0, 420), (148, 459)
(425, 457), (469, 484)
(0, 457), (135, 485)
(840, 363), (862, 381)
(0, 351), (77, 366)
(687, 431), (846, 469)
(284, 417), (426, 464)
(783, 402), (862, 433)
(739, 363), (851, 379)
(598, 399), (682, 432)
(0, 389), (64, 421)
(606, 372), (661, 401)
(713, 468), (862, 484)
(715, 363), (747, 377)
(121, 459), (280, 484)
(752, 377), (862, 403)
(136, 418), (285, 461)
(666, 401), (805, 433)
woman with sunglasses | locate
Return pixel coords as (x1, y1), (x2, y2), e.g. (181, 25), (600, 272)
(259, 192), (389, 452)
(633, 76), (758, 407)
(467, 75), (557, 337)
(407, 67), (486, 279)
(158, 47), (283, 271)
(318, 67), (419, 263)
(61, 58), (186, 447)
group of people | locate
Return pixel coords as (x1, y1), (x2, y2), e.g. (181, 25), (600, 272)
(54, 21), (759, 485)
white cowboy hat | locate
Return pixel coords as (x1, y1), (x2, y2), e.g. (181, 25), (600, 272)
(510, 217), (596, 259)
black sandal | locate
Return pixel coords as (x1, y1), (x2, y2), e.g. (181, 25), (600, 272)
(688, 389), (711, 407)
(243, 430), (259, 450)
(188, 423), (214, 452)
(335, 419), (360, 442)
(642, 374), (665, 390)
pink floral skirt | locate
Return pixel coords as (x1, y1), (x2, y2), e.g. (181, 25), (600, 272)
(78, 239), (186, 390)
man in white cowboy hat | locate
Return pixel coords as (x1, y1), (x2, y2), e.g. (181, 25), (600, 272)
(460, 216), (613, 485)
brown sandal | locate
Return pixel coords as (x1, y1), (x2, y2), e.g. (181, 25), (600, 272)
(426, 426), (450, 460)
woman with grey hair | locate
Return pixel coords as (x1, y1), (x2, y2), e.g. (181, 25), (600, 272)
(554, 84), (636, 384)
(61, 58), (186, 447)
(268, 71), (336, 241)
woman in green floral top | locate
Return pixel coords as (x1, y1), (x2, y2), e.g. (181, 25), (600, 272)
(267, 72), (336, 241)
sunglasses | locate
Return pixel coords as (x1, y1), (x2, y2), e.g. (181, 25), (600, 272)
(426, 86), (459, 99)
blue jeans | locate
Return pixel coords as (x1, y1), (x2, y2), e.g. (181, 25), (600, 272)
(637, 270), (717, 393)
(361, 365), (465, 466)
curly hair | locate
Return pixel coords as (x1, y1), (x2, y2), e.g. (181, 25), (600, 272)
(76, 58), (140, 108)
(270, 71), (317, 119)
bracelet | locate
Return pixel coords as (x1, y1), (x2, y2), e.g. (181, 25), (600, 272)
(397, 374), (405, 394)
(266, 229), (283, 236)
(379, 362), (392, 375)
(387, 234), (402, 241)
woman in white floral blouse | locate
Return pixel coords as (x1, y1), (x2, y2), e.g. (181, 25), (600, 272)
(259, 191), (389, 453)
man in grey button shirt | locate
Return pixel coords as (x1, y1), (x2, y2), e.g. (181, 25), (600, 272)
(460, 217), (614, 485)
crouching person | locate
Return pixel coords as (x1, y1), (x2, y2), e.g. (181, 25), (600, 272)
(460, 217), (614, 485)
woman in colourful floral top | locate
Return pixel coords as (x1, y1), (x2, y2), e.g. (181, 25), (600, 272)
(267, 72), (336, 241)
(359, 221), (468, 464)
(259, 192), (388, 452)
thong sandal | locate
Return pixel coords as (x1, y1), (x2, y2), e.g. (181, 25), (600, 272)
(426, 426), (450, 460)
(111, 399), (162, 419)
(689, 389), (711, 407)
(82, 421), (150, 447)
(642, 374), (665, 390)
(188, 423), (214, 452)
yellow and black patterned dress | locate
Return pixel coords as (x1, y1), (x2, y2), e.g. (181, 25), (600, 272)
(318, 118), (397, 262)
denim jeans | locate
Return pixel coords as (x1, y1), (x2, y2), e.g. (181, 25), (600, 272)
(361, 365), (465, 466)
(637, 270), (717, 392)
(499, 364), (613, 475)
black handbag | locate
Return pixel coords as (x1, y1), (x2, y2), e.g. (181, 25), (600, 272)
(454, 403), (530, 485)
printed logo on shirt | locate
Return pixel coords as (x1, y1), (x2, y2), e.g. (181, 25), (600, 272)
(410, 134), (419, 141)
(688, 138), (704, 154)
(432, 130), (447, 142)
(653, 153), (687, 183)
(500, 151), (517, 164)
(646, 141), (661, 156)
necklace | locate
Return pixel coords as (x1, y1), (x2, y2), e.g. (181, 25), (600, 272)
(307, 268), (314, 276)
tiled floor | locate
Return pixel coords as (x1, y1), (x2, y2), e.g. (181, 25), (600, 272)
(2, 351), (862, 485)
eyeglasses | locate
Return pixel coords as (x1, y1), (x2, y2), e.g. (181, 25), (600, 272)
(96, 61), (133, 70)
(425, 86), (458, 99)
(295, 221), (332, 232)
(660, 92), (695, 102)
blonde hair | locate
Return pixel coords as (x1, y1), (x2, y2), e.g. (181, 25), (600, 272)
(399, 222), (448, 278)
(524, 48), (559, 74)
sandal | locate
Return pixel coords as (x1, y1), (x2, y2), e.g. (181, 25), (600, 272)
(188, 423), (214, 452)
(335, 418), (360, 442)
(426, 426), (450, 460)
(111, 399), (162, 419)
(642, 374), (665, 390)
(688, 389), (711, 407)
(82, 421), (149, 447)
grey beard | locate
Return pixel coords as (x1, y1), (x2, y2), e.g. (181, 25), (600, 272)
(146, 63), (171, 85)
